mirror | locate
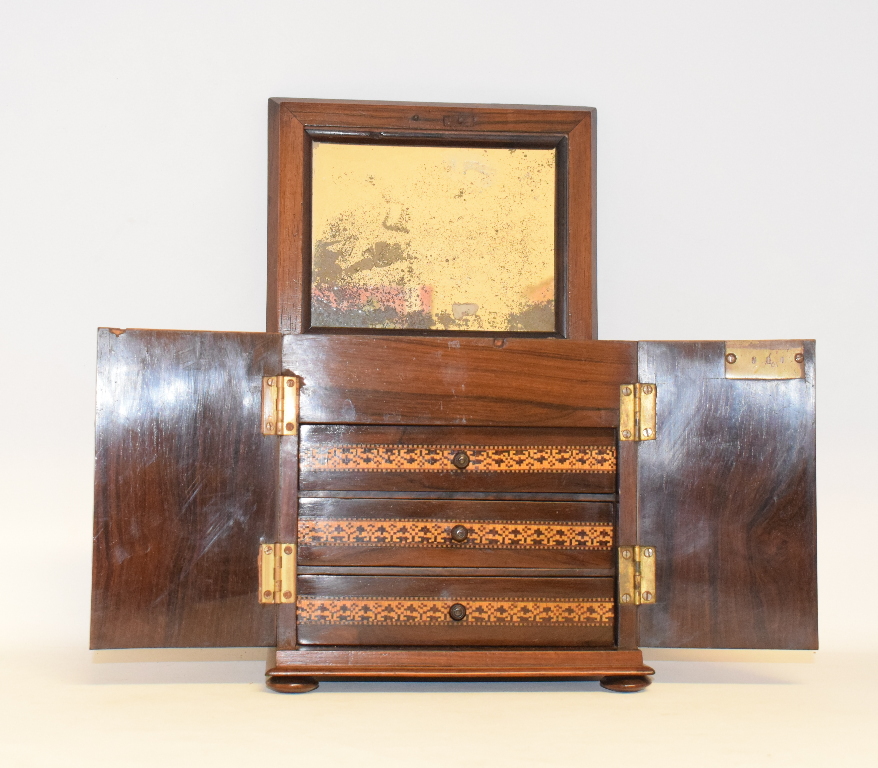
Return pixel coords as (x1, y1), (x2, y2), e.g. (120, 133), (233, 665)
(310, 142), (557, 332)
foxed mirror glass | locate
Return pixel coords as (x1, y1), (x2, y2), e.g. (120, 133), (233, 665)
(310, 142), (557, 332)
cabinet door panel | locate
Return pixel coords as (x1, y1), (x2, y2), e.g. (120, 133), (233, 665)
(91, 328), (281, 648)
(637, 341), (817, 649)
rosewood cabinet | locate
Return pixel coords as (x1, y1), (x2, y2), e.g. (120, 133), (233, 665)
(91, 331), (816, 691)
(90, 100), (817, 692)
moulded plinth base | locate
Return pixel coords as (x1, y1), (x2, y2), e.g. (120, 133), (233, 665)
(266, 648), (655, 693)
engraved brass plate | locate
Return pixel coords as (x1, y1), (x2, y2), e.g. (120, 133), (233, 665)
(310, 142), (557, 332)
(724, 342), (805, 380)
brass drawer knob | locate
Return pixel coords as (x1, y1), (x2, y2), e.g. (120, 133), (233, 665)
(450, 524), (469, 542)
(449, 603), (467, 621)
(451, 451), (470, 469)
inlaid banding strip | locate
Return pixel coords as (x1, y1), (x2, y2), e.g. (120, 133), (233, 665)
(298, 519), (614, 549)
(297, 597), (614, 626)
(300, 444), (616, 473)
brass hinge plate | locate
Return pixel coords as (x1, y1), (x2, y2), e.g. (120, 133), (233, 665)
(261, 376), (299, 436)
(618, 545), (656, 606)
(258, 543), (296, 604)
(724, 341), (805, 380)
(619, 384), (657, 442)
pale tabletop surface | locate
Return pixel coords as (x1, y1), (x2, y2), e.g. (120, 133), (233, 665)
(0, 646), (874, 767)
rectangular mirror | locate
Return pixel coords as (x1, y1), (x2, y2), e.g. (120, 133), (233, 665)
(310, 142), (558, 332)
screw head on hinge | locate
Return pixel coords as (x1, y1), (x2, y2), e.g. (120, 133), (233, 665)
(622, 386), (632, 396)
(622, 430), (632, 439)
(263, 590), (272, 599)
(641, 384), (653, 395)
(284, 546), (293, 555)
(285, 422), (295, 431)
(641, 591), (654, 602)
(263, 545), (273, 554)
(795, 353), (804, 363)
(725, 354), (737, 364)
(267, 378), (275, 386)
(622, 549), (632, 559)
(286, 379), (295, 387)
(642, 427), (653, 438)
(621, 594), (632, 603)
(642, 547), (654, 557)
(283, 591), (293, 600)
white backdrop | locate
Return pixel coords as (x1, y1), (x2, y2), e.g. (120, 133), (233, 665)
(1, 2), (876, 764)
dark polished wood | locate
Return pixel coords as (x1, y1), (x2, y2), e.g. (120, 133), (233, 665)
(270, 648), (655, 679)
(599, 675), (652, 693)
(615, 440), (638, 649)
(297, 498), (614, 569)
(298, 567), (614, 577)
(300, 491), (616, 502)
(268, 99), (596, 339)
(91, 329), (282, 649)
(296, 575), (614, 647)
(266, 676), (319, 693)
(637, 341), (818, 650)
(285, 336), (636, 427)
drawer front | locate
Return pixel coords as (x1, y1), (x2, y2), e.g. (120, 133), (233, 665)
(297, 576), (615, 647)
(298, 498), (615, 569)
(299, 426), (617, 493)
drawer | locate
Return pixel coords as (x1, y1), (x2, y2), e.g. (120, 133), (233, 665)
(299, 426), (617, 493)
(297, 575), (615, 647)
(298, 498), (615, 569)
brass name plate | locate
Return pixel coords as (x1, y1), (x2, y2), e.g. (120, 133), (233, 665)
(724, 342), (805, 380)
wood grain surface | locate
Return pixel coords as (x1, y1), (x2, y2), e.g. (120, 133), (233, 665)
(636, 340), (818, 649)
(285, 335), (636, 426)
(271, 647), (654, 679)
(91, 329), (282, 648)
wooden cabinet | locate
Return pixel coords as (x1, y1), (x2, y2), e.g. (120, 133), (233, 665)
(90, 101), (817, 693)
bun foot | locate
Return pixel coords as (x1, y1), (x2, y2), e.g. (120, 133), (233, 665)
(600, 675), (652, 693)
(266, 676), (319, 693)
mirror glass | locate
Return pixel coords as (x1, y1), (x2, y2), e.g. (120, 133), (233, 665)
(310, 142), (557, 332)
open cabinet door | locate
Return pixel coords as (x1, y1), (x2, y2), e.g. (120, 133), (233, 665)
(637, 341), (817, 649)
(91, 329), (282, 648)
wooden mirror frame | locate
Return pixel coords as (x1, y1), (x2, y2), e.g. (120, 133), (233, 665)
(268, 98), (596, 339)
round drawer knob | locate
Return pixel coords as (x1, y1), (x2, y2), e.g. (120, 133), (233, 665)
(449, 603), (467, 621)
(451, 451), (470, 469)
(450, 524), (469, 542)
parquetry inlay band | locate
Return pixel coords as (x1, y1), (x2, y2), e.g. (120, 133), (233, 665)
(298, 519), (614, 549)
(300, 444), (616, 473)
(297, 597), (614, 626)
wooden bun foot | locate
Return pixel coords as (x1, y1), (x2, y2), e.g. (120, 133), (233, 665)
(599, 675), (652, 693)
(266, 676), (319, 693)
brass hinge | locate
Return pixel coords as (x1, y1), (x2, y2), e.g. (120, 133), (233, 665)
(258, 543), (296, 604)
(619, 384), (657, 442)
(618, 546), (656, 606)
(261, 376), (299, 436)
